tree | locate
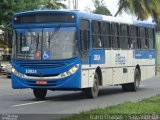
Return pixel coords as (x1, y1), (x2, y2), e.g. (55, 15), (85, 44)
(42, 0), (66, 10)
(0, 0), (41, 26)
(0, 0), (42, 47)
(92, 0), (112, 16)
(115, 0), (160, 22)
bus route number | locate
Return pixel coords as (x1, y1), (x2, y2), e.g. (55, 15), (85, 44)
(94, 55), (101, 61)
(26, 69), (37, 74)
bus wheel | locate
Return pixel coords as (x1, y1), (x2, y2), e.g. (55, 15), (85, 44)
(130, 69), (140, 91)
(84, 72), (99, 98)
(33, 88), (47, 99)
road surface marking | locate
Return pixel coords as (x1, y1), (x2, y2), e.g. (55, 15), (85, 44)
(11, 101), (47, 107)
(140, 85), (146, 87)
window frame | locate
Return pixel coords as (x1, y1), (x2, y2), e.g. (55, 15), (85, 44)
(102, 21), (111, 49)
(110, 22), (120, 50)
(80, 19), (90, 51)
(92, 20), (103, 49)
(119, 24), (129, 50)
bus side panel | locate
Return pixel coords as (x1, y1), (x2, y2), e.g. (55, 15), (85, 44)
(146, 52), (156, 79)
(104, 68), (112, 85)
(135, 50), (156, 81)
(127, 67), (135, 83)
(140, 66), (147, 81)
(102, 50), (112, 85)
(81, 69), (89, 88)
(147, 66), (155, 79)
(127, 50), (135, 83)
(81, 67), (96, 88)
(110, 50), (128, 85)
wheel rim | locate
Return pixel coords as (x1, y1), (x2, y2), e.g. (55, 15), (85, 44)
(135, 74), (140, 89)
(92, 73), (99, 96)
(93, 78), (98, 93)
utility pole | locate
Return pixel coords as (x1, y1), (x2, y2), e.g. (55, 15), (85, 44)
(68, 0), (78, 10)
(68, 0), (71, 9)
(75, 0), (78, 9)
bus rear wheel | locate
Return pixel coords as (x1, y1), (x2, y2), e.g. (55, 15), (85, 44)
(33, 88), (47, 99)
(130, 69), (140, 91)
(122, 69), (140, 92)
(84, 72), (99, 98)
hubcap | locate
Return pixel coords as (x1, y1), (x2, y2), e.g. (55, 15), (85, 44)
(135, 75), (139, 89)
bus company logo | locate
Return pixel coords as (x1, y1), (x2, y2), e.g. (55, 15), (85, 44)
(94, 55), (101, 60)
(115, 54), (126, 65)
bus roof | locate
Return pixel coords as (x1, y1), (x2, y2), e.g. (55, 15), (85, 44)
(13, 10), (156, 28)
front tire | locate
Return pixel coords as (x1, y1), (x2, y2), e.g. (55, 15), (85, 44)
(84, 72), (99, 98)
(33, 88), (47, 99)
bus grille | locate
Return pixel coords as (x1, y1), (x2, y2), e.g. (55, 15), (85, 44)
(19, 62), (66, 69)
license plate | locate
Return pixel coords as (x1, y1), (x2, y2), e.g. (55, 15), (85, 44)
(36, 80), (48, 85)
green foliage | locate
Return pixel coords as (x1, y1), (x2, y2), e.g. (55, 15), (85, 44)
(42, 0), (66, 10)
(62, 95), (160, 120)
(92, 0), (112, 16)
(0, 0), (42, 47)
(115, 0), (160, 22)
(0, 0), (42, 26)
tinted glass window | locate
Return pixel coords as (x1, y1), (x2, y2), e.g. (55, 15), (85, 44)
(120, 24), (128, 49)
(111, 23), (119, 49)
(130, 26), (136, 49)
(140, 27), (146, 49)
(92, 21), (102, 48)
(14, 13), (76, 24)
(80, 19), (90, 50)
(148, 28), (155, 49)
(102, 22), (110, 48)
(135, 27), (140, 49)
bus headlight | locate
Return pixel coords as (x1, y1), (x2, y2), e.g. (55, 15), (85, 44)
(59, 64), (79, 78)
(11, 67), (26, 78)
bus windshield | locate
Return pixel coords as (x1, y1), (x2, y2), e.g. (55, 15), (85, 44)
(13, 27), (78, 60)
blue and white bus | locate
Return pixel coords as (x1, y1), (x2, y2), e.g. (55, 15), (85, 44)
(11, 10), (156, 99)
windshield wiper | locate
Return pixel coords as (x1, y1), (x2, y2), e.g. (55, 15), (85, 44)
(25, 26), (41, 52)
(47, 27), (61, 49)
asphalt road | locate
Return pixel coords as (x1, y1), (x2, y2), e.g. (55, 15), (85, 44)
(0, 75), (160, 119)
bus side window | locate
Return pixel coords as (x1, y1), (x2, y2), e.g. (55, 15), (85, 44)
(92, 21), (102, 49)
(148, 28), (155, 49)
(102, 22), (110, 49)
(120, 24), (129, 49)
(130, 26), (136, 49)
(140, 27), (147, 49)
(136, 27), (140, 49)
(111, 23), (119, 49)
(80, 19), (90, 51)
(145, 28), (149, 49)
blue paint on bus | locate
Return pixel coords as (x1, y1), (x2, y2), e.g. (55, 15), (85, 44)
(135, 50), (156, 59)
(11, 10), (156, 91)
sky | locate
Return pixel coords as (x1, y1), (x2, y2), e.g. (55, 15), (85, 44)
(78, 0), (119, 16)
(65, 0), (152, 22)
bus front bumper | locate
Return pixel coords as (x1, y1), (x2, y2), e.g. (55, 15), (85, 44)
(11, 72), (81, 89)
